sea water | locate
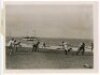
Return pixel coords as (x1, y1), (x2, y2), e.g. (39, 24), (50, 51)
(6, 37), (93, 52)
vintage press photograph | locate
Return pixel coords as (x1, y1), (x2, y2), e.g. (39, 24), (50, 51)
(5, 2), (94, 69)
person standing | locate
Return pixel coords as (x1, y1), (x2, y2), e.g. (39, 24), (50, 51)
(76, 42), (85, 55)
(36, 41), (40, 52)
(62, 41), (68, 55)
(32, 41), (40, 52)
(42, 42), (46, 48)
(8, 38), (15, 55)
(14, 40), (21, 52)
(32, 43), (36, 52)
(13, 40), (17, 53)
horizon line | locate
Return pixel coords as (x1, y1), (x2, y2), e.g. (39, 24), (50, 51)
(6, 35), (93, 40)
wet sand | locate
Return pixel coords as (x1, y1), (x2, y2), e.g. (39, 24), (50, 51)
(6, 47), (93, 69)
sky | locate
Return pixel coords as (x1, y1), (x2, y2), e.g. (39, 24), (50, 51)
(6, 3), (93, 39)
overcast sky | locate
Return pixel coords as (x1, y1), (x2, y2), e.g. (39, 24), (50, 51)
(6, 3), (93, 39)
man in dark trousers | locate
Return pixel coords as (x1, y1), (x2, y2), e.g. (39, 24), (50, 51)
(76, 42), (85, 55)
(42, 42), (46, 48)
(32, 41), (40, 52)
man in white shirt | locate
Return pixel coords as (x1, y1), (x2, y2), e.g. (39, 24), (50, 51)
(8, 38), (15, 55)
(62, 41), (68, 55)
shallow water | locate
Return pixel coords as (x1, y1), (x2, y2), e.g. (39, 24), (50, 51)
(6, 37), (93, 52)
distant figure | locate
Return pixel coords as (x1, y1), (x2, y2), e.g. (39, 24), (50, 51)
(91, 43), (93, 51)
(8, 38), (15, 55)
(13, 40), (17, 53)
(76, 42), (85, 55)
(62, 41), (68, 55)
(32, 41), (40, 52)
(42, 42), (46, 48)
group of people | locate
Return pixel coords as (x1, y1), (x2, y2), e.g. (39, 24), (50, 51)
(8, 38), (93, 56)
(62, 41), (93, 55)
(32, 41), (46, 52)
(8, 38), (46, 55)
(8, 38), (21, 55)
(62, 41), (72, 55)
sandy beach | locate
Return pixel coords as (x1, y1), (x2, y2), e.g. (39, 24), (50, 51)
(6, 47), (93, 69)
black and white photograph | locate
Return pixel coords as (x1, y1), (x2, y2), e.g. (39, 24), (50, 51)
(5, 1), (97, 70)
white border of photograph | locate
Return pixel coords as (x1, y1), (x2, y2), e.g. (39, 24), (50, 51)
(1, 0), (99, 75)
